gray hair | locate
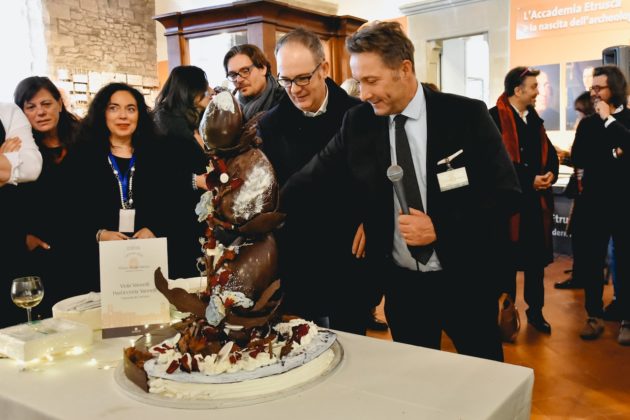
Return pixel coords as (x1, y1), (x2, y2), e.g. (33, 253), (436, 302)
(275, 28), (325, 64)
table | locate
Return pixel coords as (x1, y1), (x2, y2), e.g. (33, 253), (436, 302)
(0, 332), (533, 419)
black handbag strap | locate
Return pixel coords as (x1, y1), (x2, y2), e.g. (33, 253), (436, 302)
(0, 118), (5, 145)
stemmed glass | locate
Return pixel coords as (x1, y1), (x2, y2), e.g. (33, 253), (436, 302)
(11, 276), (44, 324)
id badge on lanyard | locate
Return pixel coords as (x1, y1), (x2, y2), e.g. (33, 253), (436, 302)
(119, 209), (136, 233)
(109, 153), (137, 234)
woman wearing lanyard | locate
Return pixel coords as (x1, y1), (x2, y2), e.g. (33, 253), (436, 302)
(74, 83), (164, 287)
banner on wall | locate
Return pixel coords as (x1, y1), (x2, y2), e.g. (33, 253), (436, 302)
(514, 0), (630, 40)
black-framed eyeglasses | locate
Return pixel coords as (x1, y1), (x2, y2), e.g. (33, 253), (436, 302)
(277, 62), (322, 88)
(589, 85), (609, 94)
(226, 64), (256, 82)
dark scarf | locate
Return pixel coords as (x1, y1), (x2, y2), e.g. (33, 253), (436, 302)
(238, 74), (285, 121)
(496, 93), (551, 244)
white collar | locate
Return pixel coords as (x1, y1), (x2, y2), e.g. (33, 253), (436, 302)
(389, 82), (424, 124)
(303, 86), (329, 118)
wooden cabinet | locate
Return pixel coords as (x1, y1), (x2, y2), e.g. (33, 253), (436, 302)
(154, 0), (365, 85)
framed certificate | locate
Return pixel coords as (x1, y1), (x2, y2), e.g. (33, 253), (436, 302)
(99, 238), (170, 338)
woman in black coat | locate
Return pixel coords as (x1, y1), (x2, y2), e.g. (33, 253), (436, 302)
(153, 66), (210, 278)
(73, 83), (167, 290)
(14, 76), (83, 317)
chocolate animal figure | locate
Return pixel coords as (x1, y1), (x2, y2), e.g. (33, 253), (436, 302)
(155, 90), (284, 332)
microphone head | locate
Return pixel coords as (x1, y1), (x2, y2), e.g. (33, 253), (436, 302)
(387, 165), (404, 182)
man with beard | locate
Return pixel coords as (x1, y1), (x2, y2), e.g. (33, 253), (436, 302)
(572, 65), (630, 344)
(489, 67), (559, 336)
(224, 44), (285, 122)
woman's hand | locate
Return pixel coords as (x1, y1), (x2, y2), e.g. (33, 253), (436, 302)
(0, 137), (21, 153)
(133, 227), (156, 239)
(26, 234), (50, 251)
(352, 223), (366, 258)
(99, 230), (130, 241)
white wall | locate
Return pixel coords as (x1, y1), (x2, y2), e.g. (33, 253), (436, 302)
(404, 0), (509, 105)
(441, 38), (466, 97)
(336, 0), (410, 20)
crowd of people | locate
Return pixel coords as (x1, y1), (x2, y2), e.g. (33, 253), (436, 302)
(1, 22), (628, 353)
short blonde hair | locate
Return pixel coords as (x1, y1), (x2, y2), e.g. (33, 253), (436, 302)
(340, 78), (360, 98)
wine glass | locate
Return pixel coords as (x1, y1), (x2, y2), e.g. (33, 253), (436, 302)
(11, 276), (44, 324)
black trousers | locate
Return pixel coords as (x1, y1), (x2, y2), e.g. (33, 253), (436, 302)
(573, 206), (630, 320)
(506, 266), (545, 312)
(383, 264), (504, 362)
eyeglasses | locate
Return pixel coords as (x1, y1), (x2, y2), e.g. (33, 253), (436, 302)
(589, 85), (609, 93)
(519, 67), (536, 78)
(277, 62), (322, 88)
(226, 64), (256, 82)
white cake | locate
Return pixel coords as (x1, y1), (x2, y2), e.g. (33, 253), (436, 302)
(124, 318), (339, 401)
(52, 293), (102, 331)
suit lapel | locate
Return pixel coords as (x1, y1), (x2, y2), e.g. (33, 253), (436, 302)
(371, 114), (391, 173)
(423, 86), (444, 215)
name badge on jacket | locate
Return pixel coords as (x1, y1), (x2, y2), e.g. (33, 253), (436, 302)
(437, 149), (469, 192)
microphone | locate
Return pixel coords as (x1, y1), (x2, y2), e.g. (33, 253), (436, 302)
(387, 165), (409, 214)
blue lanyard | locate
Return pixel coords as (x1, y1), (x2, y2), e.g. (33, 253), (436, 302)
(108, 152), (136, 205)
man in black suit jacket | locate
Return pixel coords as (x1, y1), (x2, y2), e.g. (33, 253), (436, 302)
(257, 28), (367, 334)
(282, 22), (521, 361)
(572, 65), (630, 344)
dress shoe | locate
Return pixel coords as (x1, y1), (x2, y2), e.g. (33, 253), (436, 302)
(603, 299), (621, 321)
(554, 277), (583, 289)
(618, 321), (630, 346)
(526, 309), (551, 334)
(367, 314), (389, 331)
(580, 317), (604, 340)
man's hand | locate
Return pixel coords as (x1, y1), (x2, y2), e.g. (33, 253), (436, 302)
(26, 234), (50, 251)
(398, 208), (436, 246)
(0, 137), (22, 153)
(352, 223), (366, 258)
(133, 227), (156, 239)
(533, 171), (554, 191)
(594, 99), (612, 120)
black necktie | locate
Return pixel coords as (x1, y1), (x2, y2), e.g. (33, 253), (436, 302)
(394, 114), (433, 264)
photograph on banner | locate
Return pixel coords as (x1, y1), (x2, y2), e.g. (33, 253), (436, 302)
(565, 59), (600, 130)
(534, 63), (560, 130)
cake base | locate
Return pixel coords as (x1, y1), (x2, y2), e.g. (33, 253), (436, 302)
(114, 339), (343, 409)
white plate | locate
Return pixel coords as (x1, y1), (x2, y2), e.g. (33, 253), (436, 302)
(114, 339), (343, 409)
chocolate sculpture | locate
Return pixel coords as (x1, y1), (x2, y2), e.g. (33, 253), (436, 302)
(154, 90), (284, 337)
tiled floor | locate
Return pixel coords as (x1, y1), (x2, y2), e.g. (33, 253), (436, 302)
(367, 256), (630, 419)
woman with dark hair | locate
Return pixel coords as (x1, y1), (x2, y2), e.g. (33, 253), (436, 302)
(13, 76), (82, 318)
(74, 83), (166, 289)
(153, 66), (210, 278)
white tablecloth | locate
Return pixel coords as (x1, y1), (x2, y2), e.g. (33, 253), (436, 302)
(0, 332), (533, 419)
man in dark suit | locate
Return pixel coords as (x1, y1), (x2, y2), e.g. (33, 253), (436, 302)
(282, 22), (520, 361)
(571, 65), (630, 344)
(257, 28), (368, 334)
(489, 67), (559, 336)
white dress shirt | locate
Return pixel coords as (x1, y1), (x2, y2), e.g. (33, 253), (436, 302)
(0, 102), (42, 184)
(389, 85), (442, 272)
(303, 86), (329, 118)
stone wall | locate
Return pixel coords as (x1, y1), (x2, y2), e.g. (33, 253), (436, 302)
(44, 0), (156, 77)
(42, 0), (157, 115)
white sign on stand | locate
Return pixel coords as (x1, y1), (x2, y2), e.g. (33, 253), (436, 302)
(99, 238), (170, 338)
